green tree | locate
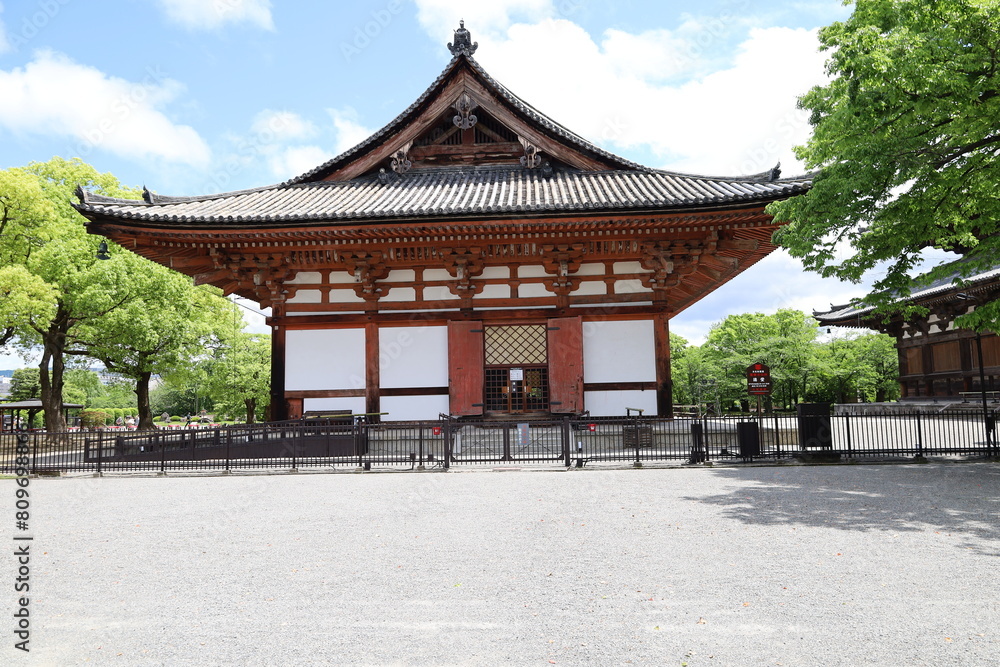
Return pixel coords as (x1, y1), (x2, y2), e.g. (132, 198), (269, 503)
(62, 368), (104, 407)
(77, 266), (233, 430)
(0, 158), (141, 432)
(9, 368), (40, 401)
(815, 332), (900, 403)
(702, 310), (820, 409)
(205, 331), (271, 423)
(769, 0), (1000, 328)
(0, 169), (59, 347)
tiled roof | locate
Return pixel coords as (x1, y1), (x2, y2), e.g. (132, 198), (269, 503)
(814, 261), (1000, 322)
(75, 166), (810, 226)
(286, 53), (643, 184)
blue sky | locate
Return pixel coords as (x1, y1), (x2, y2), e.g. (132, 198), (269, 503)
(0, 0), (904, 369)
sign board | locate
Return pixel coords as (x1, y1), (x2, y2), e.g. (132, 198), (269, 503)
(517, 423), (531, 448)
(746, 362), (772, 396)
(510, 368), (524, 382)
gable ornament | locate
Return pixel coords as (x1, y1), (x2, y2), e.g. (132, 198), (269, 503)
(448, 20), (478, 57)
(453, 92), (479, 130)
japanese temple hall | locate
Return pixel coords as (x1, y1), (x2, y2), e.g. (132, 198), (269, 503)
(75, 23), (811, 422)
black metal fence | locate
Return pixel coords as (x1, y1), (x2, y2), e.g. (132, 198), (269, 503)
(1, 410), (997, 475)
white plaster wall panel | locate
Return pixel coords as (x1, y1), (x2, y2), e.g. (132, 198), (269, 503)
(328, 271), (355, 284)
(584, 390), (658, 417)
(286, 328), (366, 391)
(575, 263), (606, 276)
(583, 320), (655, 383)
(379, 326), (449, 388)
(387, 269), (416, 282)
(286, 289), (322, 304)
(303, 397), (366, 414)
(328, 289), (365, 304)
(518, 283), (554, 298)
(288, 272), (321, 284)
(423, 269), (452, 281)
(518, 265), (549, 278)
(382, 287), (417, 302)
(380, 395), (450, 422)
(572, 281), (606, 296)
(481, 266), (510, 279)
(474, 284), (511, 299)
(424, 286), (461, 300)
(613, 261), (645, 274)
(615, 279), (652, 295)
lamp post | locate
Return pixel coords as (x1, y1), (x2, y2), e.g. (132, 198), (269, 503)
(956, 293), (993, 451)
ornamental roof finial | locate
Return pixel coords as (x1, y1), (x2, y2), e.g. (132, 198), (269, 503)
(448, 19), (478, 57)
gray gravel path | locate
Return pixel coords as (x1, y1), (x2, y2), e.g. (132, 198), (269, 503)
(2, 462), (1000, 666)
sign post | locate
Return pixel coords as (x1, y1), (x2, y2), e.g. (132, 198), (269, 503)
(746, 363), (772, 418)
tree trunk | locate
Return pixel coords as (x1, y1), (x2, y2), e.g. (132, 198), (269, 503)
(39, 315), (69, 435)
(135, 371), (155, 430)
(244, 397), (256, 424)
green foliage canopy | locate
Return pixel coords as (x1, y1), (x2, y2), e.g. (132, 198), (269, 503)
(769, 0), (1000, 327)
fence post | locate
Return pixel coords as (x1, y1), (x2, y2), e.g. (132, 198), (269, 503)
(633, 414), (642, 468)
(562, 417), (571, 467)
(96, 430), (103, 476)
(443, 418), (452, 470)
(225, 428), (231, 473)
(418, 423), (425, 470)
(915, 412), (924, 457)
(160, 431), (167, 474)
(845, 413), (853, 459)
(31, 433), (38, 475)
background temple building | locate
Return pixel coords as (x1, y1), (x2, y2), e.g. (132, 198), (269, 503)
(75, 24), (810, 422)
(815, 263), (1000, 403)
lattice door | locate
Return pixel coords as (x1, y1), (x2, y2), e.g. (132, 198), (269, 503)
(483, 325), (549, 413)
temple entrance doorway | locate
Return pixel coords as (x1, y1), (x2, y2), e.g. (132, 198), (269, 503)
(483, 325), (550, 415)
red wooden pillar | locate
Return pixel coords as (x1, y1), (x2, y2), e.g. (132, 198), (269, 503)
(448, 320), (484, 416)
(547, 316), (584, 414)
(270, 322), (287, 421)
(654, 311), (673, 417)
(366, 323), (380, 420)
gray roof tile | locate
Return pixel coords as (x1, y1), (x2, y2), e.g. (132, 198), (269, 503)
(77, 167), (809, 226)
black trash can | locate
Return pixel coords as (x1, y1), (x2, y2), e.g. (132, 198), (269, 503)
(737, 421), (760, 459)
(797, 403), (833, 449)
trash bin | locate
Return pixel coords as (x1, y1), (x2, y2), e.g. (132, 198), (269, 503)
(689, 422), (705, 463)
(797, 403), (833, 449)
(737, 421), (760, 459)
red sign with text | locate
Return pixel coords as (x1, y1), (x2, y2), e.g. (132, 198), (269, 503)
(746, 363), (772, 396)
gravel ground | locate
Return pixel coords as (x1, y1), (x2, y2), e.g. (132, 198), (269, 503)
(2, 461), (999, 666)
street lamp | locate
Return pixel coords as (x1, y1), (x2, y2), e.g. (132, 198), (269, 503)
(96, 240), (111, 260)
(956, 292), (993, 450)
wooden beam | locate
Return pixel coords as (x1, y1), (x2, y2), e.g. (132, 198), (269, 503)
(653, 311), (673, 417)
(366, 322), (380, 420)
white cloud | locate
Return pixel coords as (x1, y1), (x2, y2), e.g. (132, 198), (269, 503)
(267, 146), (334, 180)
(154, 0), (274, 31)
(0, 51), (211, 167)
(251, 109), (316, 141)
(328, 107), (375, 155)
(415, 0), (554, 42)
(464, 20), (826, 177)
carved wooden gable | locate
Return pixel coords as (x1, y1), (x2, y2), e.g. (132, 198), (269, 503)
(313, 58), (627, 183)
